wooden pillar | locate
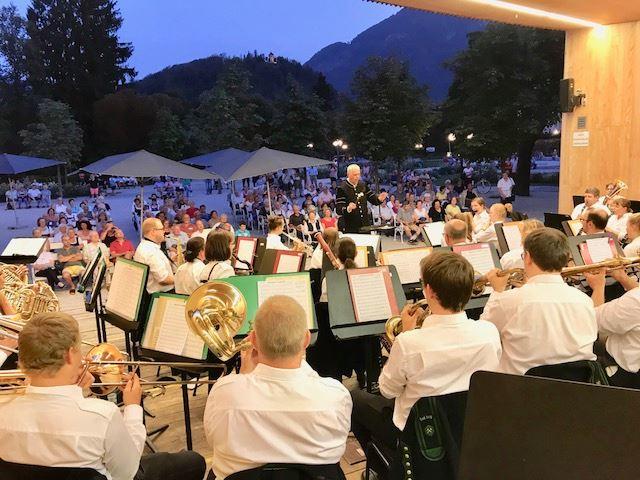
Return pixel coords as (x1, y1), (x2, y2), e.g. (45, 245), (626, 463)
(559, 22), (640, 213)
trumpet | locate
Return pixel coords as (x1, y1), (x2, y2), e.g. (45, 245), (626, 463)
(472, 268), (526, 296)
(282, 231), (313, 255)
(561, 256), (640, 282)
(383, 300), (431, 351)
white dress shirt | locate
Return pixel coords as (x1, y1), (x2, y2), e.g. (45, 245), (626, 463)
(204, 362), (352, 479)
(473, 220), (502, 247)
(199, 260), (235, 283)
(133, 239), (173, 294)
(571, 202), (610, 220)
(607, 213), (630, 239)
(175, 259), (206, 295)
(379, 312), (501, 430)
(266, 233), (290, 251)
(309, 245), (323, 269)
(497, 177), (515, 198)
(0, 385), (145, 480)
(623, 236), (640, 258)
(472, 210), (490, 233)
(480, 274), (597, 375)
(595, 288), (640, 373)
(500, 246), (524, 270)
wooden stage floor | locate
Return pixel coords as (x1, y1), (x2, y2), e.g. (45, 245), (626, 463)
(61, 289), (365, 479)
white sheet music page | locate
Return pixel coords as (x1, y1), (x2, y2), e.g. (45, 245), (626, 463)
(235, 238), (255, 270)
(586, 237), (615, 263)
(382, 248), (432, 284)
(349, 270), (393, 323)
(455, 244), (495, 275)
(502, 224), (522, 251)
(424, 222), (445, 246)
(354, 247), (368, 268)
(343, 233), (381, 253)
(275, 252), (302, 273)
(1, 237), (46, 257)
(105, 261), (144, 321)
(258, 277), (314, 328)
(155, 300), (189, 356)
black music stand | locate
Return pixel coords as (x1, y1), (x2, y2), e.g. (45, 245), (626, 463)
(451, 243), (501, 314)
(0, 237), (47, 282)
(572, 194), (584, 207)
(234, 236), (266, 273)
(257, 249), (306, 274)
(84, 259), (107, 343)
(567, 233), (623, 266)
(544, 212), (571, 231)
(326, 265), (406, 392)
(459, 371), (640, 480)
(495, 221), (524, 255)
(76, 249), (102, 294)
(421, 221), (446, 247)
(562, 219), (583, 236)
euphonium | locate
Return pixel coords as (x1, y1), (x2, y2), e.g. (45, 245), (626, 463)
(384, 299), (431, 346)
(185, 281), (251, 361)
(0, 264), (28, 287)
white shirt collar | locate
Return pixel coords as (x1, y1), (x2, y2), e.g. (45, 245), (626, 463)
(142, 238), (161, 249)
(252, 362), (310, 381)
(420, 311), (468, 328)
(527, 273), (564, 284)
(25, 384), (84, 400)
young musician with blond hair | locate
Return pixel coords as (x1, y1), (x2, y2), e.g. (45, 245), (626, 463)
(470, 197), (490, 233)
(265, 216), (290, 251)
(499, 218), (544, 270)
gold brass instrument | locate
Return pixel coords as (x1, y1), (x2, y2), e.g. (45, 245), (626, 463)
(2, 281), (59, 321)
(175, 241), (185, 267)
(0, 264), (28, 287)
(561, 256), (640, 282)
(605, 179), (628, 202)
(382, 300), (431, 351)
(185, 281), (251, 361)
(282, 231), (314, 255)
(472, 268), (526, 296)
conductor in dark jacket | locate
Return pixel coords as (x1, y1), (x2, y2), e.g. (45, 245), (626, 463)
(336, 164), (388, 233)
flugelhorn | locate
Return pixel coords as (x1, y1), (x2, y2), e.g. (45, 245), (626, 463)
(185, 281), (251, 361)
(384, 300), (431, 349)
(472, 268), (526, 296)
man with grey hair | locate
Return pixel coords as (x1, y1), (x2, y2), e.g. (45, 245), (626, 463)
(444, 218), (469, 246)
(204, 296), (352, 479)
(336, 163), (387, 233)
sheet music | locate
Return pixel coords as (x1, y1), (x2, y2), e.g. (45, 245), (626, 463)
(349, 270), (393, 323)
(456, 245), (495, 275)
(275, 252), (301, 273)
(49, 242), (63, 251)
(182, 326), (207, 359)
(568, 220), (583, 236)
(1, 237), (46, 257)
(381, 248), (432, 284)
(502, 224), (522, 251)
(586, 237), (615, 263)
(258, 278), (314, 328)
(235, 238), (255, 269)
(105, 261), (145, 321)
(343, 233), (381, 253)
(423, 222), (445, 246)
(354, 247), (368, 268)
(155, 300), (189, 356)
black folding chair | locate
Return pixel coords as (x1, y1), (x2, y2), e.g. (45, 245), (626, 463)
(366, 391), (468, 480)
(526, 360), (609, 385)
(0, 459), (107, 480)
(221, 463), (345, 480)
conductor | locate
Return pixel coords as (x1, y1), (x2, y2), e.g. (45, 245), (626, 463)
(336, 164), (387, 233)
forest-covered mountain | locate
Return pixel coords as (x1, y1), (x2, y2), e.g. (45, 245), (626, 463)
(305, 8), (485, 101)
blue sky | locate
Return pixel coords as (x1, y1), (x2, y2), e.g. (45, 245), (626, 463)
(5, 0), (399, 79)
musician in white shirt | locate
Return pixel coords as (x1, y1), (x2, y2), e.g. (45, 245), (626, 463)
(606, 196), (631, 240)
(571, 186), (610, 220)
(265, 216), (290, 251)
(199, 230), (235, 283)
(473, 203), (506, 246)
(0, 312), (205, 480)
(204, 296), (351, 479)
(481, 228), (598, 375)
(351, 252), (501, 454)
(586, 267), (640, 388)
(499, 219), (544, 270)
(175, 237), (206, 295)
(471, 197), (490, 233)
(443, 218), (469, 246)
(623, 213), (640, 257)
(134, 218), (174, 294)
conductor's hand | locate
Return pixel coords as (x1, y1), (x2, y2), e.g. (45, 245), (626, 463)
(486, 268), (509, 293)
(239, 346), (258, 375)
(378, 192), (388, 203)
(121, 373), (142, 406)
(584, 269), (606, 291)
(347, 202), (357, 213)
(401, 303), (424, 334)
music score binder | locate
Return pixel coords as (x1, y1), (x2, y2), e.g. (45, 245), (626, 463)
(568, 233), (623, 266)
(562, 219), (583, 237)
(379, 247), (433, 285)
(0, 237), (46, 265)
(104, 258), (149, 327)
(233, 236), (259, 270)
(257, 249), (306, 274)
(326, 265), (406, 340)
(77, 248), (102, 293)
(422, 221), (445, 247)
(343, 233), (382, 254)
(495, 221), (524, 255)
(84, 258), (106, 312)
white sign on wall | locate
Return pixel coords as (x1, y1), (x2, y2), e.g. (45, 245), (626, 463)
(573, 131), (590, 147)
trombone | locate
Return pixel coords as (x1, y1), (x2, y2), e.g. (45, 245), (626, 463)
(561, 255), (640, 282)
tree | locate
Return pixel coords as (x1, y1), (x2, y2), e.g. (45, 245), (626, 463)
(443, 24), (564, 195)
(0, 4), (27, 87)
(344, 57), (431, 186)
(19, 99), (84, 169)
(269, 77), (328, 155)
(25, 0), (135, 120)
(148, 108), (186, 160)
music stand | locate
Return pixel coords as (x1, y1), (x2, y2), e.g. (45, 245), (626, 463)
(233, 236), (263, 273)
(451, 243), (501, 313)
(495, 221), (524, 255)
(249, 237), (268, 273)
(544, 212), (571, 231)
(573, 195), (584, 207)
(459, 371), (640, 480)
(342, 233), (382, 254)
(567, 233), (623, 266)
(0, 237), (47, 282)
(562, 219), (583, 237)
(84, 258), (107, 342)
(257, 249), (306, 274)
(421, 221), (446, 247)
(77, 248), (102, 293)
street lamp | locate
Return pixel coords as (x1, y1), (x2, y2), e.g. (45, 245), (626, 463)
(447, 133), (456, 157)
(551, 128), (560, 136)
(415, 143), (424, 150)
(341, 144), (348, 150)
(466, 133), (474, 140)
(332, 139), (343, 148)
(306, 143), (314, 149)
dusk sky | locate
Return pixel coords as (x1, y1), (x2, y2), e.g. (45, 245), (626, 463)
(6, 0), (399, 79)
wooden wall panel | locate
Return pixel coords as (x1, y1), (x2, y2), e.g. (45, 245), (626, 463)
(559, 22), (640, 213)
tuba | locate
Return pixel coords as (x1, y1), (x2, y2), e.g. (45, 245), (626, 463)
(9, 282), (60, 321)
(185, 282), (251, 361)
(0, 264), (28, 287)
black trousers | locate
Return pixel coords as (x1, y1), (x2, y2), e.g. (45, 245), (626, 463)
(35, 268), (59, 288)
(351, 389), (399, 454)
(135, 450), (206, 480)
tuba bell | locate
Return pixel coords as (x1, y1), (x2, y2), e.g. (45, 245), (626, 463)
(185, 282), (251, 361)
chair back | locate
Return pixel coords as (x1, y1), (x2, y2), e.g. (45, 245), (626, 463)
(392, 391), (468, 480)
(0, 459), (107, 480)
(224, 463), (346, 480)
(526, 360), (609, 385)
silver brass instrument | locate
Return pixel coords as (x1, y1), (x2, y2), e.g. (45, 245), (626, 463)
(185, 281), (251, 361)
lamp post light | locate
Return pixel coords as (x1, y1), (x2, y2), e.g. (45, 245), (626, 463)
(446, 133), (456, 158)
(466, 133), (474, 140)
(415, 143), (424, 150)
(306, 143), (314, 149)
